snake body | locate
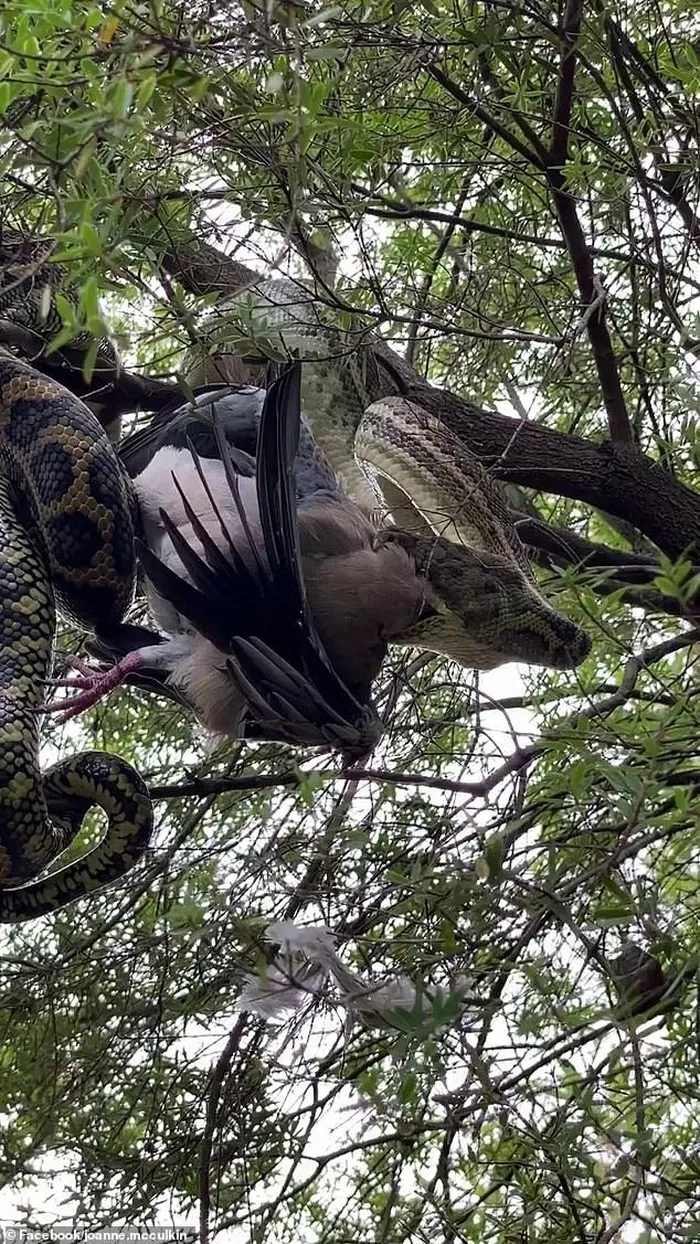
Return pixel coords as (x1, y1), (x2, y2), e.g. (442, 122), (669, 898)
(0, 231), (118, 368)
(184, 276), (383, 513)
(0, 351), (152, 922)
(184, 275), (590, 669)
(0, 245), (585, 923)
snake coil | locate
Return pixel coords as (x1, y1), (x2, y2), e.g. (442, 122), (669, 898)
(185, 274), (591, 669)
(0, 351), (153, 922)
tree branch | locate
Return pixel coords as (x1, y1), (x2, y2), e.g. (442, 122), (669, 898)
(517, 516), (700, 618)
(430, 46), (634, 445)
(427, 66), (547, 169)
(0, 317), (180, 421)
(545, 0), (633, 444)
(549, 0), (585, 168)
(606, 17), (700, 251)
(161, 239), (700, 560)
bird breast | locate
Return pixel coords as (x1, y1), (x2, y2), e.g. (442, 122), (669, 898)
(301, 538), (432, 696)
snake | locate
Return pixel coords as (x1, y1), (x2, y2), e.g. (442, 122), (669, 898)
(0, 242), (586, 925)
(0, 349), (153, 922)
(0, 230), (118, 368)
(183, 273), (591, 668)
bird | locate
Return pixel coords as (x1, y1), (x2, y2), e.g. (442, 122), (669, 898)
(179, 271), (591, 676)
(611, 942), (681, 1020)
(50, 362), (590, 751)
(51, 365), (390, 755)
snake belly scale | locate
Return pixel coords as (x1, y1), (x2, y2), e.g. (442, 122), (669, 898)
(0, 351), (153, 922)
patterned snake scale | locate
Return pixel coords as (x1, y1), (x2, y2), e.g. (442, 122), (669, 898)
(185, 275), (591, 669)
(0, 351), (152, 922)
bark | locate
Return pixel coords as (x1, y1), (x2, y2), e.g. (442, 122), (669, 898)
(399, 377), (700, 562)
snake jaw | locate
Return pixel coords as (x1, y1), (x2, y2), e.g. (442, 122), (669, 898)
(379, 528), (591, 672)
(394, 602), (590, 672)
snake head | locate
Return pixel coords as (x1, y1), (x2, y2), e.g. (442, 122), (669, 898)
(379, 530), (591, 672)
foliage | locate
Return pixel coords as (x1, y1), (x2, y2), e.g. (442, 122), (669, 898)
(0, 0), (700, 1239)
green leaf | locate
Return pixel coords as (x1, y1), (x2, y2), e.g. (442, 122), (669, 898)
(483, 834), (505, 880)
(306, 46), (346, 61)
(73, 136), (97, 180)
(81, 338), (99, 381)
(110, 77), (133, 118)
(80, 223), (102, 257)
(302, 6), (343, 26)
(136, 72), (157, 111)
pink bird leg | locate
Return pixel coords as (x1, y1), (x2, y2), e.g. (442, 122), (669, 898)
(47, 652), (145, 723)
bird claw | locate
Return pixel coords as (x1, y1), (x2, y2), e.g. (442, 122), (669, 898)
(63, 655), (100, 680)
(45, 653), (141, 722)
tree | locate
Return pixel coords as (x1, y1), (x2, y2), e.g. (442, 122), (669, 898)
(0, 0), (699, 1238)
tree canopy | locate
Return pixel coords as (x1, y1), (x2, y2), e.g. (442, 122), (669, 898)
(1, 0), (699, 1239)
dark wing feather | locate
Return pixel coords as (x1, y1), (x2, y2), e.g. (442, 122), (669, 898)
(135, 535), (247, 649)
(256, 363), (305, 617)
(120, 386), (263, 478)
(250, 364), (376, 727)
(134, 363), (381, 755)
(210, 419), (269, 582)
